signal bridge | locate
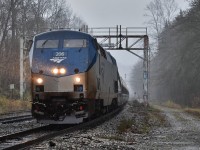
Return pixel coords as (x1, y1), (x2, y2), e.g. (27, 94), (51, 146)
(88, 26), (149, 105)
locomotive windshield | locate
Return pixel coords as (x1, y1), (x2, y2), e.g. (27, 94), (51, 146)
(64, 39), (87, 48)
(30, 31), (97, 76)
(36, 40), (59, 48)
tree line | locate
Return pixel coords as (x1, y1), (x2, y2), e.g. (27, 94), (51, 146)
(132, 0), (200, 107)
(0, 0), (86, 98)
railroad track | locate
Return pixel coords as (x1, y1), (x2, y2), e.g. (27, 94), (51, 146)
(0, 115), (33, 124)
(0, 125), (57, 150)
(0, 105), (124, 150)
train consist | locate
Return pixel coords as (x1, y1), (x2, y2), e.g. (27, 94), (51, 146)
(29, 30), (129, 124)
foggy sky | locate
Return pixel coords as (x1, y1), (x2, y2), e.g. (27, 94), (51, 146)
(67, 0), (189, 94)
(68, 0), (189, 27)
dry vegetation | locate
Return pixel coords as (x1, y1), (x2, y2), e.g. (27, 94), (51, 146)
(161, 100), (200, 118)
(0, 96), (31, 114)
(162, 100), (182, 109)
(117, 119), (136, 133)
(148, 106), (168, 127)
(117, 101), (168, 134)
(155, 100), (200, 119)
(184, 108), (200, 118)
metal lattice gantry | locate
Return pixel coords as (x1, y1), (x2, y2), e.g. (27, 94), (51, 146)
(88, 25), (149, 104)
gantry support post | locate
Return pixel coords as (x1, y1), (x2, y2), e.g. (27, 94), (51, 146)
(143, 35), (149, 106)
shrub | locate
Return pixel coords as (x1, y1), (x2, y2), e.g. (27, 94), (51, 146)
(163, 100), (182, 109)
(0, 95), (31, 114)
(117, 119), (135, 133)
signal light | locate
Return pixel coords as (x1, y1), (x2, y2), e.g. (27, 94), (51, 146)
(80, 106), (83, 111)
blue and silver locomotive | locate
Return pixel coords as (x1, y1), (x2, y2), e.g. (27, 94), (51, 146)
(29, 30), (128, 124)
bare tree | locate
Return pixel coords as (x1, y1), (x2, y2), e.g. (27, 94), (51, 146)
(0, 0), (13, 51)
(0, 0), (87, 98)
(70, 15), (86, 29)
(45, 0), (86, 30)
(145, 0), (178, 51)
(131, 61), (143, 99)
(45, 0), (73, 29)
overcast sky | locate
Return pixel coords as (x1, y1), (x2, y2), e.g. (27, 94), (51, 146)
(67, 0), (189, 94)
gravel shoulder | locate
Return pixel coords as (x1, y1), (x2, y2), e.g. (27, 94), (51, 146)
(145, 106), (200, 150)
(0, 111), (47, 137)
(29, 101), (165, 149)
(26, 102), (200, 149)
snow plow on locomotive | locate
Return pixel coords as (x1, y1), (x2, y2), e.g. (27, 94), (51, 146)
(29, 30), (129, 124)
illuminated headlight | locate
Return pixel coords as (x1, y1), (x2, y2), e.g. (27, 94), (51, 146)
(36, 78), (43, 84)
(75, 77), (81, 83)
(60, 68), (66, 74)
(52, 68), (59, 75)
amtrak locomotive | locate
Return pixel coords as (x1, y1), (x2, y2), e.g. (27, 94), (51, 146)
(29, 30), (129, 124)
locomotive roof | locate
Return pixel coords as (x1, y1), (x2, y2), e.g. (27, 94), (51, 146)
(33, 30), (118, 66)
(34, 30), (92, 39)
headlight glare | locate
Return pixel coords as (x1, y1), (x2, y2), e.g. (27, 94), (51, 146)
(75, 77), (81, 83)
(60, 68), (66, 74)
(52, 68), (59, 75)
(36, 78), (43, 84)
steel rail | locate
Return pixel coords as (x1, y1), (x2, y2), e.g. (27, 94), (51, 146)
(0, 104), (125, 150)
(0, 115), (33, 124)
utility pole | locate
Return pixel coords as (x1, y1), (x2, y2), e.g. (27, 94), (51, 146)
(20, 37), (24, 99)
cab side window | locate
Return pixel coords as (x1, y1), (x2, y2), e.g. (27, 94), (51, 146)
(93, 39), (107, 59)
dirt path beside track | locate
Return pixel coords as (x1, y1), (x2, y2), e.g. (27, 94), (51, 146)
(140, 106), (200, 149)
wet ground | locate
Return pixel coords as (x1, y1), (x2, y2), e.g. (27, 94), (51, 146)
(141, 106), (200, 149)
(23, 102), (200, 149)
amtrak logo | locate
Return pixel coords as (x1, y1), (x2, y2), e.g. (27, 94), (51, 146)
(50, 57), (67, 63)
(50, 52), (67, 63)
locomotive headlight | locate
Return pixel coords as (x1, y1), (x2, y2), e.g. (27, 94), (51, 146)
(60, 68), (66, 74)
(75, 77), (81, 83)
(52, 68), (59, 75)
(36, 78), (43, 84)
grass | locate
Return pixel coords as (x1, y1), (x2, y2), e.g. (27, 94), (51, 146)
(0, 96), (31, 114)
(148, 106), (168, 126)
(153, 100), (200, 120)
(162, 100), (182, 109)
(117, 119), (135, 133)
(155, 100), (200, 119)
(117, 105), (167, 134)
(117, 116), (151, 134)
(184, 108), (200, 118)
